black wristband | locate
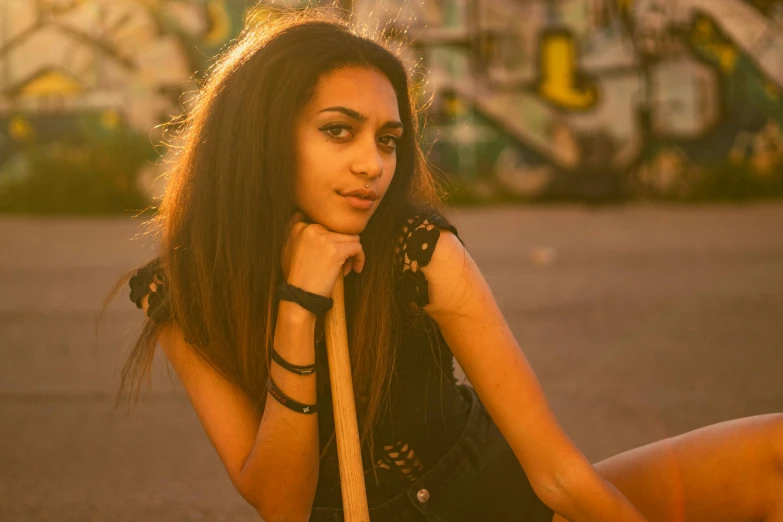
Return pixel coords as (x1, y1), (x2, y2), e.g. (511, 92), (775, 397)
(271, 346), (316, 375)
(267, 377), (318, 414)
(276, 281), (333, 318)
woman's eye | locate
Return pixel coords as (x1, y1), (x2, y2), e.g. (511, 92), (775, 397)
(322, 125), (351, 139)
(320, 125), (398, 150)
(380, 136), (399, 149)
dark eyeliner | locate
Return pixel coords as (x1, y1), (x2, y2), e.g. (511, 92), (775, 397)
(319, 123), (398, 150)
(380, 135), (400, 149)
(319, 123), (351, 138)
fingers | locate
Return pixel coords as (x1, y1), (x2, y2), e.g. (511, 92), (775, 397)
(340, 240), (366, 276)
(285, 210), (366, 278)
(281, 211), (305, 277)
(284, 212), (307, 247)
(352, 244), (366, 274)
(287, 210), (304, 231)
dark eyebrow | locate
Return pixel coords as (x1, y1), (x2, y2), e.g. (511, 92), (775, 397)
(318, 106), (404, 132)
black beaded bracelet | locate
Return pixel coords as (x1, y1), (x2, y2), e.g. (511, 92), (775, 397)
(271, 346), (316, 376)
(267, 377), (318, 414)
(276, 281), (333, 318)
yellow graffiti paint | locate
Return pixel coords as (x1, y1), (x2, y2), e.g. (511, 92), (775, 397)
(100, 110), (121, 130)
(9, 115), (36, 143)
(19, 70), (84, 97)
(203, 0), (231, 46)
(765, 81), (779, 101)
(537, 31), (597, 111)
(445, 96), (464, 117)
(690, 18), (737, 74)
(718, 47), (737, 73)
(691, 18), (713, 39)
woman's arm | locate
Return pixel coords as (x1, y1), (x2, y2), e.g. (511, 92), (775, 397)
(419, 230), (647, 522)
(141, 295), (320, 522)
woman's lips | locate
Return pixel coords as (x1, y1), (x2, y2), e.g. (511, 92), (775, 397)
(341, 194), (373, 210)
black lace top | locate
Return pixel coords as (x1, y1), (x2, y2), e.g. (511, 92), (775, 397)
(128, 210), (472, 508)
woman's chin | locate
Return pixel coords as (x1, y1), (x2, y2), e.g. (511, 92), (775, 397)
(313, 212), (369, 235)
(337, 218), (368, 235)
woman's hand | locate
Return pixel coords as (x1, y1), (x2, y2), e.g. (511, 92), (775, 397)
(280, 211), (366, 298)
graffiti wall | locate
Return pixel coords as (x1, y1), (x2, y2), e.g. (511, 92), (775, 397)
(2, 0), (782, 209)
(367, 0), (783, 199)
(0, 0), (251, 206)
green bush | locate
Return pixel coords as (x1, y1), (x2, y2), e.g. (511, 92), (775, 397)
(0, 119), (158, 215)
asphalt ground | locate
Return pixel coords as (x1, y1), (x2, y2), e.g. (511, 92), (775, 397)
(1, 204), (782, 521)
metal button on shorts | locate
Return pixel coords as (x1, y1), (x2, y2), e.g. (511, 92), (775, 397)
(416, 488), (430, 503)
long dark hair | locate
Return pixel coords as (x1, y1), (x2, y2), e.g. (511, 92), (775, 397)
(100, 7), (452, 467)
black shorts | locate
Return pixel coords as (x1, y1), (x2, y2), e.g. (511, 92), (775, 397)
(310, 385), (555, 522)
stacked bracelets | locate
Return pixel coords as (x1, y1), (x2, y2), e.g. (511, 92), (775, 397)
(266, 281), (334, 415)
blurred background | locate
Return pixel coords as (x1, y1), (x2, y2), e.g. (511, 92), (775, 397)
(1, 0), (782, 210)
(1, 1), (782, 521)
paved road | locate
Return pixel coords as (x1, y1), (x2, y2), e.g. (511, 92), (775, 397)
(1, 204), (782, 521)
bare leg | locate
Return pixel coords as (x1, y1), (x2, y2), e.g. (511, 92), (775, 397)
(551, 413), (783, 522)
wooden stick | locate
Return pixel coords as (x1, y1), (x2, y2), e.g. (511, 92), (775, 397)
(323, 275), (370, 521)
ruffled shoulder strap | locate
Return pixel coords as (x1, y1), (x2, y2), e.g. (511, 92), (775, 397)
(128, 257), (172, 324)
(393, 209), (464, 308)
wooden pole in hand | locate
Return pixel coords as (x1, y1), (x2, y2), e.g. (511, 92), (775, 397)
(323, 275), (370, 521)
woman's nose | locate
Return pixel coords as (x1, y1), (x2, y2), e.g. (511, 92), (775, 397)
(351, 138), (385, 179)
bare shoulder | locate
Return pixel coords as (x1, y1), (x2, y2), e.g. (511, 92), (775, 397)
(418, 228), (474, 319)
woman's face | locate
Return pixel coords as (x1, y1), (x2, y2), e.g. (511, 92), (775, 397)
(293, 66), (402, 234)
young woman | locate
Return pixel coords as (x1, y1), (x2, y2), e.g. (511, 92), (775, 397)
(107, 9), (783, 522)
